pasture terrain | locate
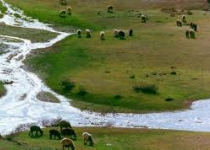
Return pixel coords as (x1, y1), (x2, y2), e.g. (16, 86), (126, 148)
(0, 23), (58, 99)
(4, 0), (210, 113)
(0, 23), (58, 43)
(2, 127), (210, 150)
(0, 81), (6, 97)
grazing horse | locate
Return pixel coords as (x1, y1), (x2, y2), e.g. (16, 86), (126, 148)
(129, 29), (133, 36)
(59, 0), (67, 6)
(59, 10), (67, 17)
(61, 138), (75, 150)
(107, 5), (114, 13)
(59, 120), (72, 132)
(190, 22), (197, 32)
(82, 132), (94, 146)
(49, 129), (61, 140)
(118, 31), (125, 39)
(61, 128), (77, 140)
(29, 126), (43, 137)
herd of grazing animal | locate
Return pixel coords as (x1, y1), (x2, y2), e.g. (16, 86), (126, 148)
(58, 1), (200, 41)
(28, 120), (94, 150)
(58, 3), (142, 41)
(176, 14), (198, 39)
(76, 28), (133, 41)
(58, 0), (72, 18)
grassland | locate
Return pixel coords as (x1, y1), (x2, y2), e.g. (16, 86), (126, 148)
(1, 127), (210, 150)
(0, 81), (6, 97)
(4, 0), (210, 113)
(0, 23), (57, 43)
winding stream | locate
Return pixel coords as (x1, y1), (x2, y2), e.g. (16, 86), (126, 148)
(0, 0), (210, 135)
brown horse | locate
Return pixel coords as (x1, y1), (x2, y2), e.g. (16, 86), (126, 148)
(82, 132), (94, 146)
(61, 138), (75, 150)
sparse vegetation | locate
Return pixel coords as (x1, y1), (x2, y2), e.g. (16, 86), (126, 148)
(0, 82), (6, 98)
(165, 97), (174, 102)
(133, 84), (158, 94)
(77, 87), (88, 96)
(61, 80), (75, 93)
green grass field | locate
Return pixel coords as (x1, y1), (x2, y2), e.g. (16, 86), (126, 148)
(0, 23), (57, 42)
(1, 127), (210, 150)
(4, 0), (210, 113)
(0, 82), (6, 97)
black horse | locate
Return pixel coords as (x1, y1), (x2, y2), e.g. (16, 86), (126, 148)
(29, 126), (43, 137)
(49, 129), (61, 140)
(118, 31), (125, 39)
(59, 120), (72, 132)
(129, 29), (133, 36)
(61, 128), (77, 140)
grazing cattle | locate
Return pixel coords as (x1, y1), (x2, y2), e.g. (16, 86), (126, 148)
(29, 126), (43, 137)
(49, 129), (61, 140)
(113, 29), (119, 37)
(100, 31), (105, 40)
(129, 29), (133, 36)
(59, 10), (67, 17)
(77, 29), (82, 38)
(141, 14), (147, 23)
(59, 120), (72, 132)
(185, 29), (190, 38)
(118, 30), (125, 39)
(189, 29), (195, 39)
(182, 15), (187, 23)
(61, 128), (77, 140)
(61, 138), (75, 150)
(176, 19), (182, 27)
(107, 5), (114, 13)
(67, 7), (72, 15)
(59, 0), (67, 6)
(85, 29), (91, 38)
(190, 22), (197, 32)
(82, 132), (94, 146)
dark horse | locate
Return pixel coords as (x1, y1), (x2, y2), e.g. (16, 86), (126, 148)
(61, 128), (77, 140)
(59, 120), (72, 132)
(29, 126), (43, 137)
(49, 129), (61, 140)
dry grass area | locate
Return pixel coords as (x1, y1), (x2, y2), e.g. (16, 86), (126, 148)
(113, 0), (208, 10)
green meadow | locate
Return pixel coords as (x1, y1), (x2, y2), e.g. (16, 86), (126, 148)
(4, 0), (210, 113)
(1, 127), (210, 150)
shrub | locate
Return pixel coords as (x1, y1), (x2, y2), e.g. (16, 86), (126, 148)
(133, 84), (158, 94)
(165, 97), (174, 102)
(170, 71), (177, 75)
(61, 80), (75, 92)
(114, 94), (122, 100)
(130, 75), (135, 79)
(77, 87), (88, 96)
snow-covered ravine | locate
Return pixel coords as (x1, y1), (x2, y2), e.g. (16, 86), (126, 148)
(0, 0), (210, 135)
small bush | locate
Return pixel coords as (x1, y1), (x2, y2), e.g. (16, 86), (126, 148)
(165, 97), (174, 102)
(130, 75), (135, 79)
(77, 87), (88, 96)
(170, 71), (177, 75)
(61, 80), (75, 92)
(133, 84), (158, 94)
(114, 94), (122, 100)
